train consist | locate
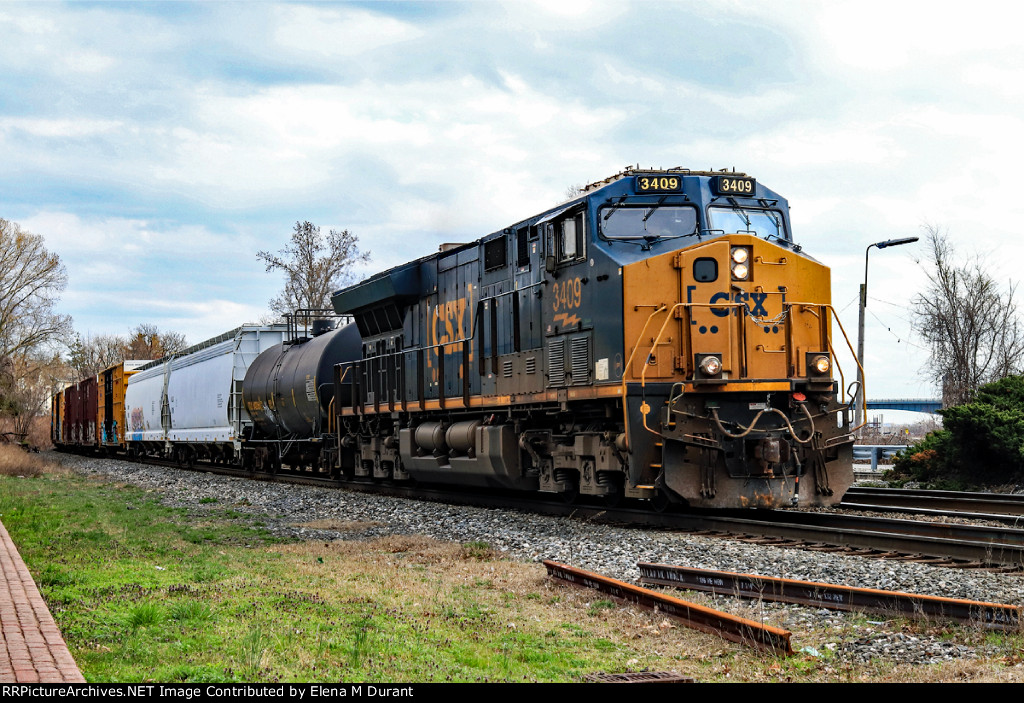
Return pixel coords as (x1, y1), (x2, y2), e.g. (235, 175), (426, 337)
(52, 167), (859, 509)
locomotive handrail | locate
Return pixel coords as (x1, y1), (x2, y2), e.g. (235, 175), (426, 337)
(344, 340), (481, 414)
(624, 299), (865, 445)
(636, 301), (746, 440)
(824, 304), (866, 432)
(620, 303), (667, 451)
(780, 301), (866, 431)
(624, 300), (748, 448)
(478, 280), (545, 299)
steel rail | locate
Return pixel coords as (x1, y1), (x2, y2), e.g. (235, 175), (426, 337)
(543, 561), (794, 655)
(637, 563), (1022, 631)
(845, 486), (1024, 517)
(707, 510), (1024, 567)
(732, 509), (1024, 546)
(850, 486), (1024, 503)
(841, 502), (1024, 527)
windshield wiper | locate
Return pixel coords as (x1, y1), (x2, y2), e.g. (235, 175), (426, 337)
(602, 195), (629, 221)
(642, 196), (669, 223)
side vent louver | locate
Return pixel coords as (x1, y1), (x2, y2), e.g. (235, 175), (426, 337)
(502, 360), (513, 378)
(570, 337), (590, 386)
(525, 357), (537, 374)
(548, 338), (565, 387)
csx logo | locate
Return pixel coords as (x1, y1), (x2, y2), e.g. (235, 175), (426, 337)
(430, 297), (469, 351)
(427, 283), (475, 379)
(708, 290), (770, 317)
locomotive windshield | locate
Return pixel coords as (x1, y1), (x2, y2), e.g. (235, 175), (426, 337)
(599, 205), (698, 243)
(708, 207), (788, 242)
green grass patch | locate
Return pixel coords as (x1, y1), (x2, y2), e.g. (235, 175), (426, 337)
(0, 469), (699, 683)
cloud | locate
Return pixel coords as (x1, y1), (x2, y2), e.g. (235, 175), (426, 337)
(0, 118), (122, 139)
(3, 0), (1024, 399)
(272, 5), (424, 58)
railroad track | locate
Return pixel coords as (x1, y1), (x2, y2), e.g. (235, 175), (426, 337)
(99, 452), (1024, 570)
(844, 486), (1024, 523)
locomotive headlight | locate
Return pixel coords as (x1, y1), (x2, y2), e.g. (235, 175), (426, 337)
(731, 262), (749, 280)
(810, 354), (830, 375)
(699, 355), (722, 376)
(731, 247), (748, 264)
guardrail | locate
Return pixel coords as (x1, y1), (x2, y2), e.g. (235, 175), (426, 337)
(853, 444), (908, 471)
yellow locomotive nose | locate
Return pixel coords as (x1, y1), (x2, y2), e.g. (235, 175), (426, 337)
(619, 232), (855, 508)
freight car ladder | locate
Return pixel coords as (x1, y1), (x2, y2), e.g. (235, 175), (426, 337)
(229, 331), (261, 441)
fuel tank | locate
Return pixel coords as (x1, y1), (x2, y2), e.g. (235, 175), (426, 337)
(243, 323), (361, 438)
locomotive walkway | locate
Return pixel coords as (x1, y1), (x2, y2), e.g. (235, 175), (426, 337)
(0, 519), (84, 682)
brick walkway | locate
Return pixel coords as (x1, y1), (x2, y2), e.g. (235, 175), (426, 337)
(0, 519), (85, 683)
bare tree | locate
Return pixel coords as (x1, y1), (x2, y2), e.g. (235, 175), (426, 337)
(67, 324), (188, 379)
(0, 219), (72, 361)
(258, 221), (370, 317)
(1, 353), (68, 444)
(911, 225), (1024, 406)
(123, 323), (187, 360)
(67, 332), (127, 379)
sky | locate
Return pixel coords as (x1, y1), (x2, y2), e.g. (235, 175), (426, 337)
(3, 0), (1023, 415)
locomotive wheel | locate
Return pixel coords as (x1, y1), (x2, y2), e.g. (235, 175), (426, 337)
(602, 486), (624, 509)
(560, 485), (580, 505)
(652, 489), (671, 513)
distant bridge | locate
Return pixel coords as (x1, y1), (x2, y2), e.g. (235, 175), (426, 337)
(865, 398), (942, 414)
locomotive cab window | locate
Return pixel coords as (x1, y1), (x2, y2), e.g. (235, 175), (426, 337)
(556, 211), (585, 263)
(599, 205), (698, 244)
(544, 211), (586, 266)
(708, 207), (788, 242)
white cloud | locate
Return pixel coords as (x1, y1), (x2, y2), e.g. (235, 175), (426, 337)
(272, 5), (423, 58)
(0, 117), (122, 138)
(61, 50), (116, 74)
(136, 72), (626, 219)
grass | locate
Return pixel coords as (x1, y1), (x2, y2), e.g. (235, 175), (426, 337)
(3, 456), (1024, 683)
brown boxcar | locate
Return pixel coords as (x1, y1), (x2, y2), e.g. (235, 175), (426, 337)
(63, 377), (98, 448)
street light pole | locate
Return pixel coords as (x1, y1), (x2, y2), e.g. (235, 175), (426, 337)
(855, 236), (919, 428)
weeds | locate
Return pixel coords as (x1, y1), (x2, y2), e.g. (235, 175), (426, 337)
(169, 600), (214, 623)
(461, 540), (496, 560)
(127, 602), (164, 629)
(349, 616), (373, 668)
(0, 445), (46, 477)
(241, 627), (268, 680)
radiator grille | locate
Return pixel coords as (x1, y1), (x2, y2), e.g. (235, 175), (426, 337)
(570, 337), (590, 386)
(548, 339), (565, 387)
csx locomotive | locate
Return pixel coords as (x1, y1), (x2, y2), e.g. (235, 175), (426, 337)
(328, 167), (858, 508)
(53, 167), (858, 510)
